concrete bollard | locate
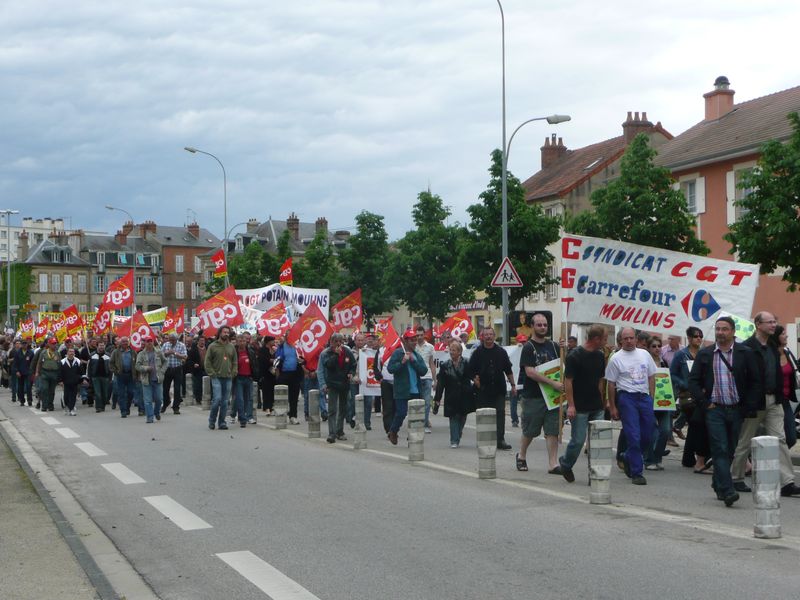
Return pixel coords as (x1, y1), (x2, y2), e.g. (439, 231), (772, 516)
(185, 374), (193, 404)
(274, 385), (289, 430)
(251, 380), (259, 422)
(308, 389), (321, 439)
(752, 435), (781, 539)
(475, 408), (497, 479)
(588, 420), (613, 504)
(407, 399), (425, 461)
(201, 376), (211, 410)
(353, 393), (367, 449)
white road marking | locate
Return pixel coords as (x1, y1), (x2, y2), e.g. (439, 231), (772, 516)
(75, 442), (108, 457)
(101, 462), (145, 485)
(143, 495), (212, 531)
(55, 427), (80, 439)
(41, 416), (61, 425)
(217, 551), (321, 599)
(29, 406), (46, 414)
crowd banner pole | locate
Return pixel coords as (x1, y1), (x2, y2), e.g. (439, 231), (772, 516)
(476, 407), (497, 479)
(588, 420), (613, 504)
(407, 399), (425, 461)
(752, 435), (781, 538)
(557, 318), (569, 444)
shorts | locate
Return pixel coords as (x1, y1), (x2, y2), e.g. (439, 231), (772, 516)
(520, 394), (559, 439)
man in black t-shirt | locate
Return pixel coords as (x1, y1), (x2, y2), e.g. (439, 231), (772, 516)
(557, 324), (608, 483)
(516, 313), (563, 473)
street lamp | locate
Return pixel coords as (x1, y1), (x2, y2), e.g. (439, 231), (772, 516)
(0, 209), (19, 329)
(184, 146), (228, 287)
(105, 205), (137, 312)
(496, 0), (570, 344)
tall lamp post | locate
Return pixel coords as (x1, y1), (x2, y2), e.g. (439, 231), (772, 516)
(495, 0), (570, 344)
(184, 147), (228, 287)
(1, 209), (19, 329)
(105, 205), (137, 311)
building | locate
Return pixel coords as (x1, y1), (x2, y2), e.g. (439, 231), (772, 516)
(0, 217), (66, 263)
(656, 76), (800, 343)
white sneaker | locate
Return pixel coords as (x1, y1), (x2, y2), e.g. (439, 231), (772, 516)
(229, 416), (236, 423)
(450, 443), (458, 448)
(289, 417), (300, 425)
(69, 410), (76, 416)
(248, 418), (256, 424)
(424, 427), (432, 434)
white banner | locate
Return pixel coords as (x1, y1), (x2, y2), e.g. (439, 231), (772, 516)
(236, 284), (330, 319)
(560, 235), (760, 335)
(358, 349), (382, 397)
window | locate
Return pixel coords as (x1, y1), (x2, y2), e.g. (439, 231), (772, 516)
(175, 255), (184, 273)
(34, 233), (43, 243)
(64, 274), (73, 293)
(97, 251), (105, 265)
(735, 168), (754, 220)
(682, 180), (697, 213)
(151, 254), (159, 268)
(0, 243), (6, 250)
(194, 256), (202, 273)
(52, 273), (61, 293)
(1, 230), (6, 238)
(78, 274), (87, 293)
(546, 265), (558, 300)
(152, 276), (162, 294)
(137, 253), (145, 266)
(204, 270), (212, 283)
(119, 252), (128, 265)
(192, 281), (203, 300)
(39, 303), (48, 312)
(176, 281), (185, 299)
(94, 275), (107, 293)
(78, 304), (87, 313)
(135, 276), (143, 295)
(13, 231), (19, 239)
(39, 273), (48, 292)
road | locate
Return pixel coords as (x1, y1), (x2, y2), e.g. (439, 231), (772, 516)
(4, 394), (800, 599)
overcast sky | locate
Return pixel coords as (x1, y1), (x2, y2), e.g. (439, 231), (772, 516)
(2, 1), (798, 242)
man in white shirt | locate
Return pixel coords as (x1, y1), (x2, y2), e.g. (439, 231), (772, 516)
(606, 327), (656, 485)
(414, 325), (436, 433)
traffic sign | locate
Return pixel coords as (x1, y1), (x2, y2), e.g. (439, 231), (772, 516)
(491, 257), (523, 288)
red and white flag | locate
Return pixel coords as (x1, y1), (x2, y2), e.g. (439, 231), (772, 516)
(256, 302), (291, 337)
(330, 288), (363, 332)
(62, 304), (84, 339)
(375, 316), (401, 363)
(279, 258), (293, 286)
(93, 303), (115, 335)
(103, 269), (135, 310)
(34, 318), (50, 343)
(162, 309), (176, 335)
(129, 310), (157, 351)
(440, 309), (474, 341)
(195, 286), (244, 336)
(286, 302), (333, 363)
(211, 249), (227, 279)
(19, 318), (35, 340)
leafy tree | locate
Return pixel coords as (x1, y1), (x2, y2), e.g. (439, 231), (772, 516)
(295, 228), (339, 291)
(725, 112), (800, 290)
(204, 240), (278, 297)
(460, 149), (561, 308)
(567, 133), (709, 256)
(392, 191), (471, 326)
(276, 229), (292, 264)
(0, 263), (33, 326)
(338, 211), (395, 326)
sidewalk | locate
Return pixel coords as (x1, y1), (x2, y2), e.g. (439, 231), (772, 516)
(0, 397), (99, 600)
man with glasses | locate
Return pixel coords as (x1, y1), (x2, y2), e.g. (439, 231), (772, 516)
(670, 327), (708, 470)
(414, 326), (436, 433)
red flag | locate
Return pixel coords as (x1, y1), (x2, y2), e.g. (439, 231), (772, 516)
(62, 304), (84, 337)
(19, 318), (35, 340)
(113, 316), (131, 338)
(330, 288), (363, 332)
(279, 258), (293, 286)
(93, 304), (115, 336)
(256, 302), (291, 337)
(174, 304), (185, 334)
(440, 309), (474, 341)
(51, 313), (68, 343)
(162, 309), (176, 335)
(211, 249), (227, 279)
(103, 269), (135, 310)
(286, 302), (333, 363)
(195, 285), (244, 336)
(375, 317), (401, 363)
(129, 310), (157, 351)
(34, 318), (50, 343)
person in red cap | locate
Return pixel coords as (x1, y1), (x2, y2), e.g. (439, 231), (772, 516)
(35, 338), (61, 411)
(385, 328), (428, 444)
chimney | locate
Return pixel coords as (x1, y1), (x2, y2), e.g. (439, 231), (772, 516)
(121, 220), (134, 235)
(540, 134), (568, 169)
(287, 212), (300, 241)
(17, 230), (28, 262)
(115, 229), (127, 246)
(68, 230), (84, 256)
(622, 111), (655, 144)
(704, 75), (735, 121)
(315, 217), (328, 236)
(138, 220), (157, 239)
(187, 221), (200, 238)
(246, 218), (260, 234)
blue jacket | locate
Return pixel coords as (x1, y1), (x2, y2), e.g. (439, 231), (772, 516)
(387, 347), (427, 401)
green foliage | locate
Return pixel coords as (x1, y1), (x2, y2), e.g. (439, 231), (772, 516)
(295, 228), (339, 291)
(204, 241), (278, 298)
(566, 134), (709, 256)
(338, 211), (395, 325)
(0, 263), (33, 325)
(460, 149), (561, 308)
(392, 191), (471, 325)
(725, 112), (800, 290)
(276, 229), (292, 264)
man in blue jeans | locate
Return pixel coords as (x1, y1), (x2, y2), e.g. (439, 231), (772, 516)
(606, 327), (656, 485)
(559, 324), (608, 483)
(387, 329), (428, 445)
(205, 326), (237, 431)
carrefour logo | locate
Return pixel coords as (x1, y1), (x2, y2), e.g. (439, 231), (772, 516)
(680, 289), (721, 322)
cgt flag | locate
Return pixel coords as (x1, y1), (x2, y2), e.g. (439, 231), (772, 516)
(256, 302), (291, 338)
(330, 288), (362, 332)
(279, 258), (293, 286)
(103, 269), (135, 310)
(34, 317), (50, 343)
(211, 249), (227, 279)
(196, 286), (244, 336)
(129, 310), (157, 351)
(51, 312), (68, 343)
(162, 309), (176, 335)
(375, 316), (401, 363)
(440, 309), (474, 341)
(93, 303), (115, 335)
(62, 304), (84, 339)
(286, 302), (333, 363)
(19, 318), (35, 340)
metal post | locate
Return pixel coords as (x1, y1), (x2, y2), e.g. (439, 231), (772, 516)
(274, 384), (289, 430)
(588, 420), (613, 504)
(308, 389), (321, 439)
(496, 0), (509, 345)
(407, 399), (425, 461)
(752, 435), (781, 538)
(1, 210), (19, 330)
(476, 408), (497, 479)
(105, 205), (137, 311)
(353, 393), (367, 449)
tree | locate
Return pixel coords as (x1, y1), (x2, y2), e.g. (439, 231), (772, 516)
(276, 229), (292, 264)
(460, 149), (561, 308)
(725, 112), (800, 290)
(337, 211), (395, 326)
(392, 191), (471, 326)
(566, 133), (709, 256)
(0, 263), (33, 326)
(295, 228), (339, 291)
(203, 240), (278, 297)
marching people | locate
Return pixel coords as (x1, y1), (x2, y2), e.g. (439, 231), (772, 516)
(59, 347), (86, 416)
(468, 326), (517, 451)
(670, 327), (710, 473)
(606, 327), (656, 485)
(258, 336), (278, 416)
(433, 339), (475, 448)
(323, 332), (356, 443)
(161, 332), (187, 415)
(688, 316), (760, 506)
(730, 312), (800, 497)
(205, 326), (237, 430)
(35, 338), (61, 412)
(774, 324), (799, 448)
(234, 333), (259, 427)
(186, 335), (207, 406)
(109, 336), (137, 418)
(12, 339), (34, 406)
(136, 336), (167, 424)
(88, 341), (113, 412)
(386, 329), (427, 445)
(413, 326), (436, 433)
(275, 335), (303, 425)
(373, 335), (395, 434)
(516, 313), (562, 472)
(557, 324), (607, 483)
(644, 335), (671, 471)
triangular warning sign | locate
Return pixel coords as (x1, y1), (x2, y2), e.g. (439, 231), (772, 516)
(491, 257), (523, 288)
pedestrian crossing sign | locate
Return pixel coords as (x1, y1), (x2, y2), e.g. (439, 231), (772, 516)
(491, 257), (523, 288)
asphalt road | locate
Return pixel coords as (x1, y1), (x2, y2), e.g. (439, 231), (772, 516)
(6, 396), (800, 599)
